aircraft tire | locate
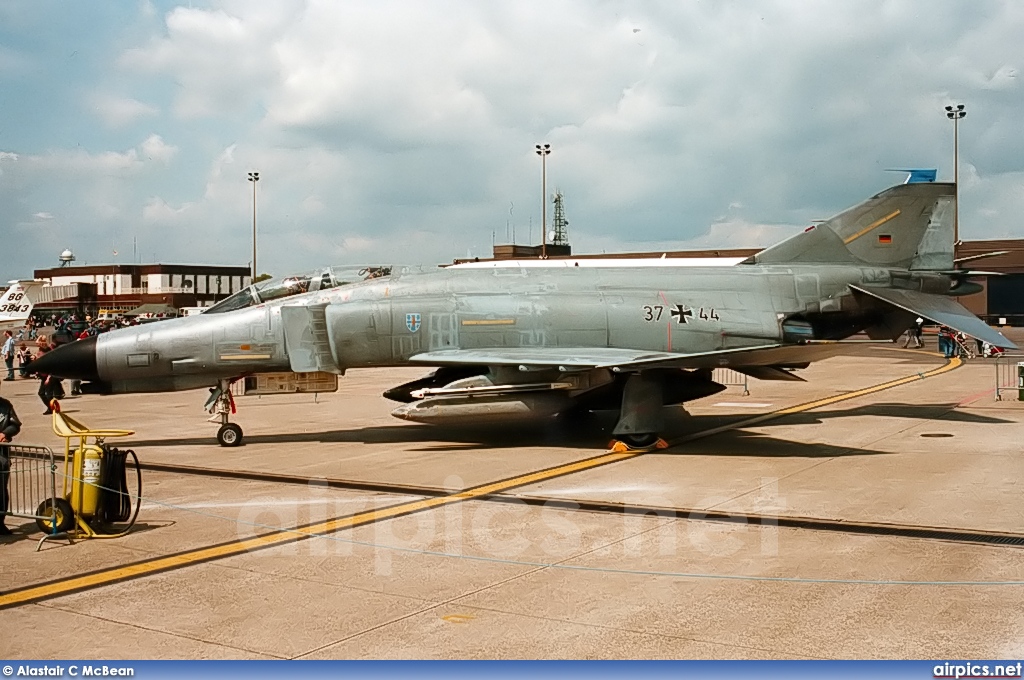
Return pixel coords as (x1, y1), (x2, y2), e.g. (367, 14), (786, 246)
(619, 433), (660, 450)
(217, 423), (243, 447)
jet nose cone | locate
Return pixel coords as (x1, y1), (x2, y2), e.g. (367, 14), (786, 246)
(28, 336), (99, 381)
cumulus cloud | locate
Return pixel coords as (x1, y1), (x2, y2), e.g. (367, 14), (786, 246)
(118, 4), (298, 118)
(3, 1), (1024, 279)
(140, 134), (178, 163)
(90, 93), (159, 126)
(142, 196), (191, 223)
(3, 135), (175, 179)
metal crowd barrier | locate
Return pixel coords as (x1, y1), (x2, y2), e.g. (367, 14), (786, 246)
(3, 444), (62, 548)
(994, 356), (1024, 401)
(712, 368), (750, 396)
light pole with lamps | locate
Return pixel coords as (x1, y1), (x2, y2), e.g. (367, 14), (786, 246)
(535, 143), (551, 258)
(945, 103), (966, 246)
(247, 171), (260, 281)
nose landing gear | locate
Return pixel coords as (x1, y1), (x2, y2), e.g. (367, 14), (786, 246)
(206, 379), (244, 447)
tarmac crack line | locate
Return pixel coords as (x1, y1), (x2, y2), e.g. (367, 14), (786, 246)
(396, 516), (821, 660)
(291, 514), (687, 658)
(444, 600), (825, 660)
(700, 454), (846, 513)
(31, 601), (286, 659)
(290, 563), (554, 659)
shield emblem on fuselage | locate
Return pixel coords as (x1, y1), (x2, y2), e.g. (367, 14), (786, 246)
(406, 312), (421, 333)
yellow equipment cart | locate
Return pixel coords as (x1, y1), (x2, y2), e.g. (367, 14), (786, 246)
(37, 401), (142, 541)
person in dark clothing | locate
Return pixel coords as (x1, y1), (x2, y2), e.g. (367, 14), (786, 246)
(0, 393), (23, 534)
(938, 326), (954, 358)
(17, 347), (32, 378)
(34, 337), (60, 414)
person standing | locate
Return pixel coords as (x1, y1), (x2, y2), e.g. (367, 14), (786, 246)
(910, 318), (924, 349)
(938, 327), (955, 358)
(1, 330), (14, 380)
(17, 347), (32, 378)
(0, 388), (22, 535)
(34, 335), (58, 414)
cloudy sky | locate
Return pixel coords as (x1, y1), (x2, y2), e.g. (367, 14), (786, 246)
(1, 1), (1022, 281)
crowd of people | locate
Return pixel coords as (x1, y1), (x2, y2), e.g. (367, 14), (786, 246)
(16, 311), (149, 343)
(2, 311), (145, 415)
(899, 319), (1006, 359)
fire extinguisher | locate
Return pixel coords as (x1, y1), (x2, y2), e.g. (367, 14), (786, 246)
(71, 444), (104, 518)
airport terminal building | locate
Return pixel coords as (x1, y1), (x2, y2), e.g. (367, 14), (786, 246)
(32, 263), (252, 315)
(950, 239), (1024, 325)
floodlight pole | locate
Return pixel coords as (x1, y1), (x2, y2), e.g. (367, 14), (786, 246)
(247, 172), (260, 280)
(944, 104), (966, 247)
(535, 144), (551, 258)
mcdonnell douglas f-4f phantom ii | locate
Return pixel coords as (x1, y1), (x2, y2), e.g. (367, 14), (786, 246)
(30, 182), (1015, 448)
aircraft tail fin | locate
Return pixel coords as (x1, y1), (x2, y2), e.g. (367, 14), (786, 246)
(747, 183), (956, 271)
(0, 280), (42, 328)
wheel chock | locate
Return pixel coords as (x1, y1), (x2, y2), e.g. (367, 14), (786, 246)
(608, 438), (669, 453)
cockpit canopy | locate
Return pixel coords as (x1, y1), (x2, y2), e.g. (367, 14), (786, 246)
(204, 266), (392, 314)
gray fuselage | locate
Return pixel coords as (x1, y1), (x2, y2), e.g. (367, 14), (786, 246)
(89, 263), (914, 393)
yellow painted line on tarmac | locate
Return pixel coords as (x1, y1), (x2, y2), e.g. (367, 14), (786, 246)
(0, 450), (638, 610)
(0, 356), (961, 609)
(669, 356), (961, 447)
(773, 356), (961, 415)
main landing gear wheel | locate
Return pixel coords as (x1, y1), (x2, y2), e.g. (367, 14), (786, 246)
(35, 497), (75, 534)
(217, 423), (243, 447)
(621, 433), (660, 449)
(611, 373), (669, 452)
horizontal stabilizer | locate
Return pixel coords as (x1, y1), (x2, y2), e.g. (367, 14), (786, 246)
(850, 285), (1017, 349)
(930, 270), (1002, 277)
(953, 251), (1010, 265)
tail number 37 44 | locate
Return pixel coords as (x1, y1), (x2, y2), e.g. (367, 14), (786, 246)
(642, 304), (719, 323)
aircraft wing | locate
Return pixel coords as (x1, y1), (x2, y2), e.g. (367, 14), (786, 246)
(849, 285), (1017, 349)
(409, 341), (856, 372)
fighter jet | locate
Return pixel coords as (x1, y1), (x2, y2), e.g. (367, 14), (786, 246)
(30, 182), (1014, 448)
(0, 280), (44, 331)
